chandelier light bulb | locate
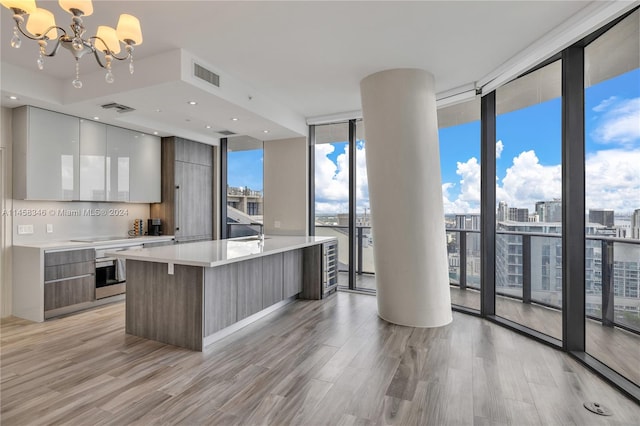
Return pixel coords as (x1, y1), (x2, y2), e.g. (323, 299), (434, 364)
(116, 14), (142, 45)
(26, 7), (57, 38)
(58, 0), (93, 16)
(95, 25), (120, 54)
(0, 0), (37, 14)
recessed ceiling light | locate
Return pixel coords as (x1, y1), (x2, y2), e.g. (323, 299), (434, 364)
(93, 116), (100, 120)
(263, 130), (270, 134)
(205, 125), (212, 129)
(155, 108), (162, 113)
(187, 101), (197, 105)
(153, 131), (159, 135)
(8, 95), (18, 100)
(231, 117), (239, 121)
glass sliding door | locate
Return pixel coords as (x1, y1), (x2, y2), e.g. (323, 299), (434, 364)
(438, 98), (481, 310)
(226, 136), (264, 238)
(495, 60), (563, 339)
(584, 9), (640, 386)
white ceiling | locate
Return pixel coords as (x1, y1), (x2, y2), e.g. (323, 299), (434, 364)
(0, 0), (629, 144)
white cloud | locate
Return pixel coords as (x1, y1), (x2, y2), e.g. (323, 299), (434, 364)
(592, 97), (640, 145)
(586, 148), (640, 213)
(314, 142), (370, 214)
(496, 140), (504, 159)
(592, 96), (618, 112)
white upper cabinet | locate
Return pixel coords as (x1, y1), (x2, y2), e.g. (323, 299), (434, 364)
(129, 133), (161, 203)
(13, 106), (80, 200)
(79, 119), (107, 201)
(13, 106), (161, 203)
(106, 126), (132, 202)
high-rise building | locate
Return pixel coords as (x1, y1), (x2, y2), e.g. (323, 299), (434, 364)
(632, 209), (640, 240)
(508, 207), (529, 222)
(497, 201), (508, 222)
(535, 199), (562, 222)
(589, 209), (614, 227)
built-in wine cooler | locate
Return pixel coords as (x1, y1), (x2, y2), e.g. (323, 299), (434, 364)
(323, 241), (338, 297)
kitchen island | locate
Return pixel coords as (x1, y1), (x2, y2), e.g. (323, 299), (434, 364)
(111, 236), (337, 350)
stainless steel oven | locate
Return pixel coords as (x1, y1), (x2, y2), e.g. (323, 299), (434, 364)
(94, 245), (142, 299)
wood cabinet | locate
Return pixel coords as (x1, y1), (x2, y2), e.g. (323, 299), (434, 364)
(237, 257), (263, 320)
(13, 106), (80, 200)
(283, 249), (304, 298)
(204, 263), (237, 335)
(43, 249), (95, 314)
(262, 253), (283, 308)
(151, 137), (214, 242)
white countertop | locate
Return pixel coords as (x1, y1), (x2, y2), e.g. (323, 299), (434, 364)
(109, 236), (336, 268)
(14, 235), (175, 251)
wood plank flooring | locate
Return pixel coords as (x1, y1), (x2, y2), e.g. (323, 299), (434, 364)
(2, 292), (639, 425)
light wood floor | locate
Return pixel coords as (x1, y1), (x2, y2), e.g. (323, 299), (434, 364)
(344, 273), (639, 387)
(2, 293), (639, 425)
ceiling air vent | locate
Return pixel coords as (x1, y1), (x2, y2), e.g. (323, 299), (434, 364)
(101, 102), (135, 113)
(194, 63), (220, 87)
(218, 130), (236, 136)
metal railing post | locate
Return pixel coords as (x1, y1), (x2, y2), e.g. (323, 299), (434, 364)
(601, 240), (615, 327)
(459, 231), (467, 290)
(522, 234), (531, 304)
(357, 226), (363, 275)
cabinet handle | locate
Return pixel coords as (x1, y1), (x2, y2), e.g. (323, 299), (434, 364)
(45, 273), (94, 284)
(175, 185), (180, 231)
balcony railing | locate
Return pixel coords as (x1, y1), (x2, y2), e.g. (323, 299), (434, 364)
(447, 228), (640, 334)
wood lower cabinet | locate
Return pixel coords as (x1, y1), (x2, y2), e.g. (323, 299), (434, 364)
(204, 264), (237, 335)
(44, 249), (95, 315)
(237, 258), (263, 320)
(262, 253), (284, 308)
(283, 249), (304, 298)
(44, 275), (95, 311)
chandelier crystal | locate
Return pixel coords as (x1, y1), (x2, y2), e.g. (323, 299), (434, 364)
(1, 0), (142, 88)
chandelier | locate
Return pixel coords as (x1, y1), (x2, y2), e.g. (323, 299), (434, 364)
(1, 0), (142, 88)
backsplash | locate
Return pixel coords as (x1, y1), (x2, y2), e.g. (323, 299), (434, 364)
(11, 200), (150, 244)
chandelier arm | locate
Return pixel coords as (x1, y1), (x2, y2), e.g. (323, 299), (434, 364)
(41, 38), (64, 58)
(91, 48), (108, 69)
(88, 36), (131, 61)
(14, 19), (67, 42)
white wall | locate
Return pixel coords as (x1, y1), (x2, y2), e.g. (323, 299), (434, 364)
(263, 137), (308, 236)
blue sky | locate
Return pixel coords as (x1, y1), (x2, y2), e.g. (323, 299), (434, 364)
(229, 68), (639, 216)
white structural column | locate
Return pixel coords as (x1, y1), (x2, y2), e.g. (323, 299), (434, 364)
(360, 68), (452, 327)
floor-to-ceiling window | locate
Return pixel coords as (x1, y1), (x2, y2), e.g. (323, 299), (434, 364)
(495, 60), (563, 340)
(313, 123), (351, 284)
(584, 9), (640, 386)
(438, 98), (481, 311)
(226, 136), (264, 238)
(353, 121), (375, 291)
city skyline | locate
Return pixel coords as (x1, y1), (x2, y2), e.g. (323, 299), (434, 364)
(229, 68), (639, 217)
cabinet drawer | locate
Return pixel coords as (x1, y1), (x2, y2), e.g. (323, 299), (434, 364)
(45, 249), (94, 266)
(44, 275), (95, 311)
(44, 261), (95, 282)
